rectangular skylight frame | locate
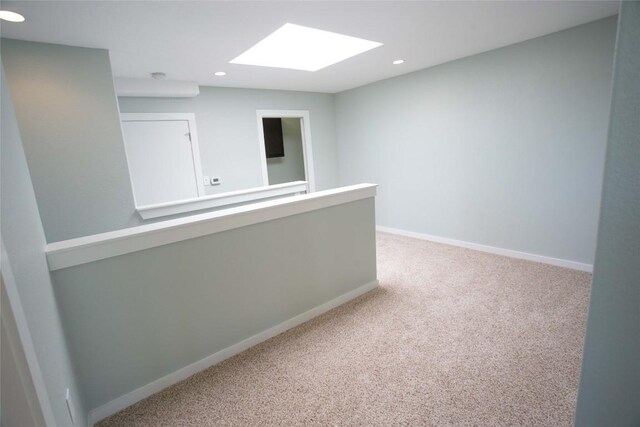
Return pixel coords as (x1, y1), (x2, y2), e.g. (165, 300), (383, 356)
(230, 23), (382, 72)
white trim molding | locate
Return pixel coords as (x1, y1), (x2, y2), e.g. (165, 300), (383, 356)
(1, 241), (57, 426)
(137, 181), (308, 219)
(256, 110), (316, 193)
(377, 226), (593, 272)
(87, 279), (379, 426)
(46, 184), (377, 271)
(114, 78), (200, 98)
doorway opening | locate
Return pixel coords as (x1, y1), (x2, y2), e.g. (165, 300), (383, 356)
(256, 110), (316, 192)
(120, 113), (205, 206)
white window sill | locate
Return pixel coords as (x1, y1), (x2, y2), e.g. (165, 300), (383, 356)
(136, 181), (309, 220)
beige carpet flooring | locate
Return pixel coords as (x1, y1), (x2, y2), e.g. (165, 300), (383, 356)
(98, 232), (591, 426)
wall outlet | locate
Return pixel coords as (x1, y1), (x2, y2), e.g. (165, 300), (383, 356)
(65, 388), (75, 424)
(210, 177), (221, 186)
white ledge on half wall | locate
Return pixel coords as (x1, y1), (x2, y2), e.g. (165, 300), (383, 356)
(136, 181), (309, 220)
(45, 183), (378, 272)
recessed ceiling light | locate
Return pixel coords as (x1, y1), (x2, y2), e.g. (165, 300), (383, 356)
(230, 23), (382, 72)
(0, 10), (25, 22)
(392, 59), (405, 65)
(214, 71), (227, 76)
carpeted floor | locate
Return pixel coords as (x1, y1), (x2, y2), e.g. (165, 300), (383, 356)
(98, 232), (591, 426)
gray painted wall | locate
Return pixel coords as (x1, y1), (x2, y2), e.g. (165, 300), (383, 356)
(267, 118), (306, 185)
(1, 38), (340, 243)
(1, 280), (46, 427)
(1, 39), (138, 243)
(575, 4), (640, 426)
(1, 63), (86, 427)
(51, 198), (376, 410)
(118, 89), (338, 194)
(334, 17), (616, 265)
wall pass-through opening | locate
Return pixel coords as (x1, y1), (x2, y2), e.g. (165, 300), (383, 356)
(256, 110), (316, 192)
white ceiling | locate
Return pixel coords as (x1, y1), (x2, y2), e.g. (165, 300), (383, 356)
(1, 1), (619, 93)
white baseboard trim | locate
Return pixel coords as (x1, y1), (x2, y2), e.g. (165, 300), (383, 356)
(87, 279), (379, 426)
(377, 226), (593, 272)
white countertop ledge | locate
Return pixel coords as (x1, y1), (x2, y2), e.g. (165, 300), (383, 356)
(137, 181), (309, 219)
(45, 183), (378, 271)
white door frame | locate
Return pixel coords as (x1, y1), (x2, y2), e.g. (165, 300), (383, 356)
(256, 110), (316, 192)
(120, 113), (206, 204)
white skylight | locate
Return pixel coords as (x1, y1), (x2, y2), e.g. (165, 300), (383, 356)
(230, 23), (382, 72)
